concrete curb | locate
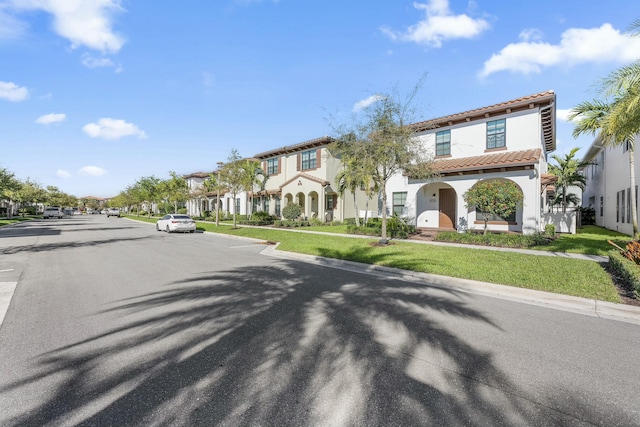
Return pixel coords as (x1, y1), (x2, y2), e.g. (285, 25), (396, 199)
(260, 244), (640, 325)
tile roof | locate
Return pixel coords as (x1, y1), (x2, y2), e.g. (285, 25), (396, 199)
(254, 136), (334, 159)
(433, 149), (542, 175)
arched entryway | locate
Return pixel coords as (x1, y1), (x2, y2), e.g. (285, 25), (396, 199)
(415, 183), (457, 230)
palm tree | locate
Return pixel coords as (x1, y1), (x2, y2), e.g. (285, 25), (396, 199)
(569, 19), (640, 238)
(547, 147), (587, 213)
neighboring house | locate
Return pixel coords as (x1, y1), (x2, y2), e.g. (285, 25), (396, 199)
(252, 136), (371, 222)
(184, 171), (249, 218)
(581, 133), (639, 236)
(386, 90), (558, 234)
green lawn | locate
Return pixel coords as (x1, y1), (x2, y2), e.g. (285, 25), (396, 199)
(126, 215), (621, 302)
(534, 225), (630, 256)
(0, 216), (36, 226)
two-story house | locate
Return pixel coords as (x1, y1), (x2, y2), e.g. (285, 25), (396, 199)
(581, 133), (639, 235)
(252, 136), (370, 222)
(386, 90), (557, 235)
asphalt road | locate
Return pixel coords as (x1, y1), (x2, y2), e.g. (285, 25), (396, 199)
(0, 215), (639, 426)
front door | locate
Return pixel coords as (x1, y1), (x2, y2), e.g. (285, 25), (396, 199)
(438, 188), (456, 229)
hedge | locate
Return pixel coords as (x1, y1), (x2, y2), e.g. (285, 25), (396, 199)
(608, 250), (640, 295)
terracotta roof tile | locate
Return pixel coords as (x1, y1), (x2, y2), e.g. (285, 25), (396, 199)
(434, 149), (542, 174)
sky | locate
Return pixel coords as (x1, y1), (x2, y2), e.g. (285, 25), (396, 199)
(1, 0), (639, 198)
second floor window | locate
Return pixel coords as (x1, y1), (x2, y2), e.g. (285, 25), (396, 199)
(301, 150), (317, 170)
(267, 158), (279, 175)
(436, 130), (451, 156)
(487, 119), (506, 149)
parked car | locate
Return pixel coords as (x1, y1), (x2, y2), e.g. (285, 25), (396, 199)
(43, 206), (63, 219)
(106, 208), (121, 217)
(156, 214), (196, 233)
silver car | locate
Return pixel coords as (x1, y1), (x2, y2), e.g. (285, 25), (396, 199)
(156, 214), (196, 233)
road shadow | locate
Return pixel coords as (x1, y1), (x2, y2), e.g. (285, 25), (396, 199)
(0, 261), (622, 426)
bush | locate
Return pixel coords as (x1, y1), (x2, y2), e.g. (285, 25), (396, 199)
(609, 251), (640, 296)
(580, 207), (596, 226)
(282, 204), (302, 221)
(178, 208), (187, 214)
(435, 230), (552, 248)
(544, 224), (556, 237)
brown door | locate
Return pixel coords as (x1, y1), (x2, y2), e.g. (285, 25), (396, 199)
(438, 188), (456, 229)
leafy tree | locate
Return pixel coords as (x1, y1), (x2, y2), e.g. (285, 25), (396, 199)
(219, 149), (256, 228)
(241, 159), (263, 220)
(0, 167), (20, 217)
(569, 19), (640, 238)
(332, 80), (436, 243)
(162, 171), (190, 214)
(463, 180), (523, 235)
(547, 147), (587, 213)
(137, 176), (162, 217)
(11, 179), (46, 217)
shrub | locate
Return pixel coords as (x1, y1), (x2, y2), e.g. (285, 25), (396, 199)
(609, 250), (640, 296)
(544, 224), (556, 237)
(580, 207), (596, 226)
(178, 208), (187, 214)
(282, 204), (302, 221)
(435, 231), (552, 248)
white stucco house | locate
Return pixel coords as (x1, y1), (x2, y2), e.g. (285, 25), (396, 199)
(252, 136), (371, 222)
(386, 90), (557, 235)
(184, 171), (249, 218)
(581, 132), (639, 236)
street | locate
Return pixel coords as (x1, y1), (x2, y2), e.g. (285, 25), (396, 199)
(0, 216), (639, 426)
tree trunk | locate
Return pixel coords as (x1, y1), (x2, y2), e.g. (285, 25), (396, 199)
(353, 192), (360, 227)
(630, 146), (638, 239)
(380, 180), (388, 243)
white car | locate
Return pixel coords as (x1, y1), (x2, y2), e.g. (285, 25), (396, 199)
(156, 214), (196, 233)
(43, 206), (63, 219)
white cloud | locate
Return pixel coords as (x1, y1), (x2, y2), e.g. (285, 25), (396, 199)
(7, 0), (126, 53)
(82, 118), (147, 140)
(0, 81), (28, 101)
(353, 95), (385, 112)
(480, 23), (640, 78)
(78, 166), (107, 177)
(36, 113), (66, 125)
(381, 0), (490, 48)
(556, 109), (572, 122)
(56, 169), (71, 179)
(81, 53), (122, 72)
(0, 6), (27, 40)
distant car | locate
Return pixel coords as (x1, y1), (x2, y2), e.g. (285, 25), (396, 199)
(156, 214), (196, 233)
(106, 208), (121, 217)
(43, 206), (63, 219)
(100, 209), (107, 215)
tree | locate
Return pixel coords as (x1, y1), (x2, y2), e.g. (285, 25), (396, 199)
(335, 155), (375, 227)
(463, 180), (523, 235)
(0, 167), (20, 218)
(137, 176), (162, 218)
(10, 179), (46, 217)
(219, 149), (256, 228)
(547, 148), (587, 213)
(569, 19), (640, 238)
(162, 171), (190, 214)
(332, 80), (436, 244)
(241, 159), (263, 220)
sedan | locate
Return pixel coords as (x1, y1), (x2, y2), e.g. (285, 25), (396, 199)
(156, 214), (197, 233)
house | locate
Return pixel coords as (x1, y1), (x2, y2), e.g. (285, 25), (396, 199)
(252, 136), (370, 222)
(386, 90), (558, 234)
(581, 133), (639, 236)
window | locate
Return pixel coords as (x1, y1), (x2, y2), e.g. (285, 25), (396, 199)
(267, 158), (279, 175)
(326, 194), (334, 210)
(301, 150), (317, 170)
(264, 197), (270, 214)
(392, 192), (407, 216)
(275, 196), (281, 216)
(600, 196), (603, 217)
(486, 119), (506, 149)
(628, 188), (632, 224)
(235, 197), (241, 214)
(621, 189), (626, 223)
(435, 130), (451, 156)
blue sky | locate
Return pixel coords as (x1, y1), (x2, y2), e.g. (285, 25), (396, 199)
(1, 0), (639, 198)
